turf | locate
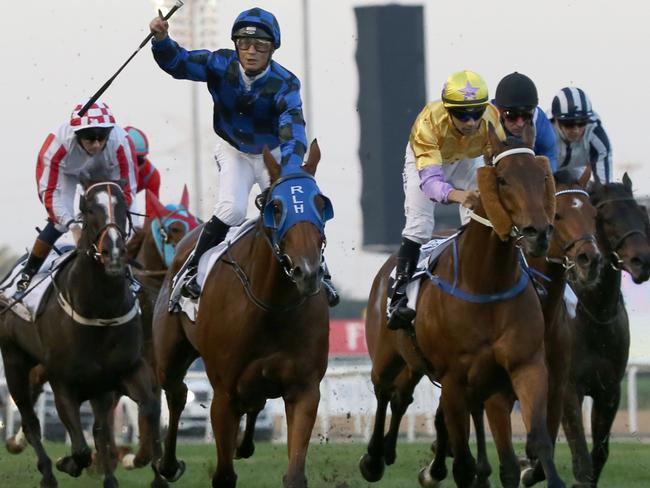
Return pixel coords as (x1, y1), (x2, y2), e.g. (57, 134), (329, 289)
(0, 441), (649, 487)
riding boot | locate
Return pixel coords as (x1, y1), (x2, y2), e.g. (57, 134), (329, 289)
(13, 239), (52, 300)
(387, 238), (421, 330)
(320, 260), (340, 307)
(181, 216), (230, 299)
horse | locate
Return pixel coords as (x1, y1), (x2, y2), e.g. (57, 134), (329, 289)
(561, 173), (650, 486)
(424, 166), (602, 488)
(360, 123), (566, 488)
(152, 140), (332, 488)
(0, 179), (164, 488)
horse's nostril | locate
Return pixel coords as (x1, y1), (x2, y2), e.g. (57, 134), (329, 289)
(576, 253), (590, 267)
(292, 266), (303, 279)
(522, 226), (538, 237)
(631, 257), (643, 269)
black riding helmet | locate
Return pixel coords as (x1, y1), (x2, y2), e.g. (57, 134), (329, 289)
(495, 72), (538, 110)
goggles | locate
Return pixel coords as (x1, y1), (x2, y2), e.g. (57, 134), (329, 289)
(76, 127), (112, 142)
(448, 107), (486, 122)
(235, 37), (273, 53)
(502, 108), (535, 122)
(558, 120), (588, 129)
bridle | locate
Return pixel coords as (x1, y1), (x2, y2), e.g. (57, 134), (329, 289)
(545, 188), (596, 271)
(83, 182), (128, 263)
(594, 197), (648, 269)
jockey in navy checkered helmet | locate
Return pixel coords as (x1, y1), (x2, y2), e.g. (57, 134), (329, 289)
(231, 8), (281, 49)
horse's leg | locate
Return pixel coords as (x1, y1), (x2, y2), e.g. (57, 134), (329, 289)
(440, 381), (475, 488)
(210, 391), (239, 488)
(90, 392), (119, 488)
(1, 345), (57, 487)
(418, 402), (449, 488)
(484, 395), (519, 488)
(561, 387), (593, 486)
(235, 410), (259, 460)
(510, 360), (565, 488)
(283, 384), (320, 488)
(6, 364), (46, 454)
(383, 370), (420, 465)
(359, 385), (390, 482)
(49, 383), (92, 477)
(590, 386), (620, 484)
(471, 405), (494, 488)
(119, 358), (167, 487)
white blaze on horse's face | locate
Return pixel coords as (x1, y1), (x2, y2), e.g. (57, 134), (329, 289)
(95, 190), (120, 260)
(572, 198), (583, 209)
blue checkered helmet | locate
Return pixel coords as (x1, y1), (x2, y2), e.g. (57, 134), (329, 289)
(231, 7), (281, 49)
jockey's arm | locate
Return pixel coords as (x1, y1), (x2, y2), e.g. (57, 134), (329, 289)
(589, 122), (613, 183)
(534, 109), (558, 172)
(37, 134), (75, 232)
(151, 36), (212, 82)
(276, 83), (308, 170)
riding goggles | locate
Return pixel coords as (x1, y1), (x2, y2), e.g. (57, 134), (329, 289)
(235, 37), (273, 53)
(558, 120), (588, 128)
(502, 108), (535, 122)
(448, 107), (486, 122)
(76, 127), (113, 142)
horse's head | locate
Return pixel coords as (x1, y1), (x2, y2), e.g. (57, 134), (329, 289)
(146, 186), (200, 267)
(259, 140), (334, 297)
(79, 180), (129, 276)
(550, 166), (601, 284)
(477, 122), (555, 257)
(590, 173), (650, 283)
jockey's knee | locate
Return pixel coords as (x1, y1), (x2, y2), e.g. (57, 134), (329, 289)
(212, 203), (246, 227)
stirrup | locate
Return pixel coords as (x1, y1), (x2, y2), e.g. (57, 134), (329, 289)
(387, 294), (415, 330)
(13, 273), (33, 300)
(181, 269), (201, 299)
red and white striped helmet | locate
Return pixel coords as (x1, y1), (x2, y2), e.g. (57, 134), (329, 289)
(69, 101), (116, 132)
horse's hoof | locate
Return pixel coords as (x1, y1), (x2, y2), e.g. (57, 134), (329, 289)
(472, 478), (491, 488)
(235, 442), (255, 459)
(418, 467), (442, 488)
(122, 453), (136, 470)
(359, 453), (385, 482)
(103, 475), (118, 488)
(55, 456), (83, 477)
(157, 459), (186, 483)
(6, 438), (28, 455)
(40, 475), (59, 488)
(520, 467), (535, 487)
(384, 449), (396, 466)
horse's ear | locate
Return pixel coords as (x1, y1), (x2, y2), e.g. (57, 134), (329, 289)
(302, 139), (321, 176)
(578, 164), (592, 188)
(477, 166), (513, 241)
(623, 172), (633, 194)
(535, 156), (557, 223)
(146, 189), (167, 220)
(262, 146), (281, 183)
(487, 122), (503, 164)
(180, 184), (190, 209)
(521, 121), (535, 149)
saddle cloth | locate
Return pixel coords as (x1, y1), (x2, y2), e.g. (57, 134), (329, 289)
(0, 246), (76, 322)
(170, 218), (258, 321)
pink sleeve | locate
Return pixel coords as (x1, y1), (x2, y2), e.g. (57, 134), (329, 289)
(418, 166), (453, 203)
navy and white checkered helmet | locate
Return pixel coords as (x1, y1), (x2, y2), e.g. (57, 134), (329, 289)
(551, 87), (593, 122)
(231, 7), (281, 49)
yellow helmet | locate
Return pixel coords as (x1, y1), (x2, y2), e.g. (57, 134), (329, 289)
(441, 70), (489, 109)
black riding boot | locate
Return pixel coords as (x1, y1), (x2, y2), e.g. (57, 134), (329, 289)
(320, 260), (339, 307)
(13, 239), (52, 300)
(387, 238), (421, 330)
(181, 216), (230, 299)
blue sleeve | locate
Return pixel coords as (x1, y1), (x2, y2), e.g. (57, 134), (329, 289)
(275, 78), (308, 170)
(534, 108), (558, 172)
(151, 36), (212, 82)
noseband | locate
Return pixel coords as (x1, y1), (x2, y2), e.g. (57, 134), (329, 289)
(84, 182), (128, 263)
(594, 197), (648, 269)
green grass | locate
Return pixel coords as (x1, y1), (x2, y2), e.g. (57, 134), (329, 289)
(1, 441), (649, 487)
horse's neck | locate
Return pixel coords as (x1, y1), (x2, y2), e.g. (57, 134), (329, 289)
(62, 253), (132, 315)
(456, 213), (520, 290)
(138, 230), (165, 271)
(576, 258), (621, 321)
(530, 256), (567, 318)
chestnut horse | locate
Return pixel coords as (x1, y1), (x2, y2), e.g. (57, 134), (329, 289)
(425, 166), (602, 488)
(562, 173), (650, 486)
(361, 125), (565, 488)
(153, 141), (332, 488)
(0, 181), (164, 488)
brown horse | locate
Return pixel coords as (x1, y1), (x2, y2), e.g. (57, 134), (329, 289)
(153, 141), (332, 488)
(428, 166), (602, 488)
(561, 173), (650, 487)
(0, 180), (164, 487)
(361, 124), (565, 488)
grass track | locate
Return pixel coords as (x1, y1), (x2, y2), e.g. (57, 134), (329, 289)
(1, 441), (649, 487)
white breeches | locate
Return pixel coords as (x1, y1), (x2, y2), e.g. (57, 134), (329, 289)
(401, 142), (484, 244)
(212, 137), (281, 226)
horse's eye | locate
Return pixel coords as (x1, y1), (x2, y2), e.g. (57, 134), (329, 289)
(554, 213), (562, 221)
(272, 201), (282, 215)
(497, 177), (507, 186)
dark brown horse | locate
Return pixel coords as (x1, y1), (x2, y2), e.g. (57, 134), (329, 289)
(153, 141), (332, 488)
(561, 173), (650, 487)
(426, 166), (602, 488)
(361, 125), (565, 488)
(0, 181), (164, 488)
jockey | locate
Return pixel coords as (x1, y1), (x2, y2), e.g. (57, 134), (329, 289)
(387, 70), (505, 330)
(550, 87), (612, 183)
(125, 126), (161, 198)
(493, 72), (557, 171)
(149, 7), (339, 306)
(14, 101), (138, 298)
